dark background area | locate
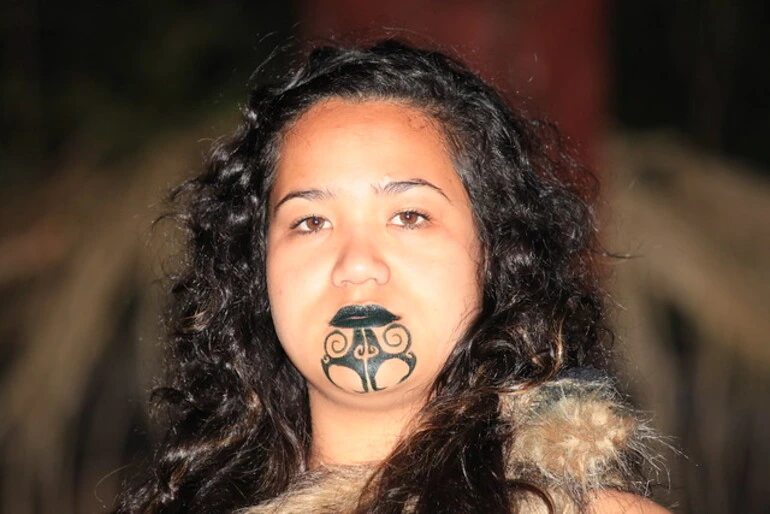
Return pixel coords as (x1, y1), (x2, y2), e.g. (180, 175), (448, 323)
(1, 1), (768, 513)
(613, 1), (770, 173)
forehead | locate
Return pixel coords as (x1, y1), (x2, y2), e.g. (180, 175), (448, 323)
(283, 97), (442, 147)
(272, 98), (461, 196)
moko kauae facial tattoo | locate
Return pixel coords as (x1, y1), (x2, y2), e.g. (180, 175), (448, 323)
(322, 304), (416, 393)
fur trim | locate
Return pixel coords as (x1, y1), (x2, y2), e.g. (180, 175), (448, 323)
(240, 466), (372, 514)
(501, 371), (663, 511)
(243, 371), (662, 513)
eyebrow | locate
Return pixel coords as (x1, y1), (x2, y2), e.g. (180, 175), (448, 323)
(273, 188), (335, 216)
(272, 178), (450, 216)
(376, 179), (450, 202)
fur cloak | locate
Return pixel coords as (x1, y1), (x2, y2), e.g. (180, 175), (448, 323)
(243, 370), (663, 513)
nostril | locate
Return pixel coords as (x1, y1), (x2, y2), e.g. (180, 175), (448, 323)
(331, 241), (390, 287)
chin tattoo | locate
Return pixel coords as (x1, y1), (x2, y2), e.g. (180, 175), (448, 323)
(322, 305), (416, 393)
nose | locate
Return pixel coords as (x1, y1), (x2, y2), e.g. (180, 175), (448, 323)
(331, 231), (390, 287)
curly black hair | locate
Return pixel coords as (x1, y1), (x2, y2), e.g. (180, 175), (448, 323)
(115, 39), (610, 513)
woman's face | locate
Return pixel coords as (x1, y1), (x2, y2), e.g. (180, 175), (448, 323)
(266, 99), (482, 411)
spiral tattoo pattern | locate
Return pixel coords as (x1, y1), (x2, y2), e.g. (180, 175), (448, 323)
(382, 324), (411, 353)
(323, 330), (350, 359)
(321, 307), (417, 393)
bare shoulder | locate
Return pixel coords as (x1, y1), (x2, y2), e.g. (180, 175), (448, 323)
(587, 490), (672, 514)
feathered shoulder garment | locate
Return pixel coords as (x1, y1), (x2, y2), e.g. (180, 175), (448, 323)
(243, 370), (663, 513)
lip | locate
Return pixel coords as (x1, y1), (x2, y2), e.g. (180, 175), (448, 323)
(329, 304), (400, 328)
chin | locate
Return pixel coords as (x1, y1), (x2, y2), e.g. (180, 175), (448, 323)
(308, 371), (431, 412)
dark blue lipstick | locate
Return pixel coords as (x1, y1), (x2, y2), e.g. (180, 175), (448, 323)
(329, 304), (400, 329)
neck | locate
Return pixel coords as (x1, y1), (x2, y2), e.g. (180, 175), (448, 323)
(307, 388), (422, 468)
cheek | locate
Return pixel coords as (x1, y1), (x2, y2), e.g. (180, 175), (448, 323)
(401, 241), (481, 338)
(265, 248), (284, 315)
(266, 239), (308, 306)
(441, 243), (482, 332)
(265, 242), (333, 350)
(265, 245), (302, 344)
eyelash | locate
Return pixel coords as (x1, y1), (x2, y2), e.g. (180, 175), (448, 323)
(288, 210), (432, 234)
(390, 209), (431, 229)
(289, 215), (329, 233)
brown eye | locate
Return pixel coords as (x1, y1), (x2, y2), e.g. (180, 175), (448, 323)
(294, 216), (330, 233)
(391, 210), (429, 228)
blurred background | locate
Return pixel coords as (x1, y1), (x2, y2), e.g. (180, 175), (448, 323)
(1, 1), (768, 512)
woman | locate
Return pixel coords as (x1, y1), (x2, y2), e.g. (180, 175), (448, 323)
(116, 40), (669, 513)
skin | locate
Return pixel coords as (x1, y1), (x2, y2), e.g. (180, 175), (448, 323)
(264, 97), (672, 514)
(266, 98), (482, 465)
(589, 491), (673, 514)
